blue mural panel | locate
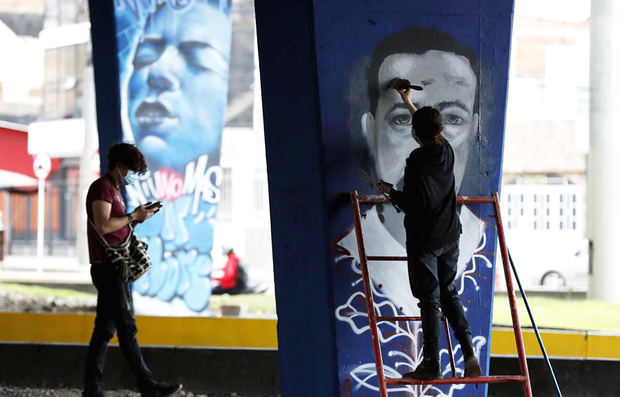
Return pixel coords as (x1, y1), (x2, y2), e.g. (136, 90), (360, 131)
(113, 0), (232, 315)
(313, 1), (514, 395)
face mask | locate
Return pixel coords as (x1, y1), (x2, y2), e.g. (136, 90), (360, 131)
(123, 170), (139, 185)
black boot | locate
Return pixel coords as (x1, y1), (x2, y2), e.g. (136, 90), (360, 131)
(82, 389), (104, 397)
(464, 355), (482, 377)
(402, 359), (442, 380)
(140, 382), (183, 397)
(461, 345), (482, 377)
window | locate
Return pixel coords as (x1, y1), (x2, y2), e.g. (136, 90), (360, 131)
(217, 168), (233, 222)
(42, 43), (88, 120)
(253, 168), (269, 219)
(501, 182), (582, 233)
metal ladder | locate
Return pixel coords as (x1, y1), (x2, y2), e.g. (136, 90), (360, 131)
(349, 191), (532, 396)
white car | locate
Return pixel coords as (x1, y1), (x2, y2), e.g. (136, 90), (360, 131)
(496, 237), (589, 291)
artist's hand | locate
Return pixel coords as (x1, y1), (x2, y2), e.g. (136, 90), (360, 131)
(377, 180), (393, 194)
(390, 78), (411, 102)
(398, 87), (412, 103)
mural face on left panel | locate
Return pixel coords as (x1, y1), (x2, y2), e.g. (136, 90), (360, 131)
(115, 0), (232, 315)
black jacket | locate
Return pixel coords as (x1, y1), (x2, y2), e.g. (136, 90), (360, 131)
(389, 141), (461, 253)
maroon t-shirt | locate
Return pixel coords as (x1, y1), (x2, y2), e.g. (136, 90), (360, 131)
(86, 175), (130, 263)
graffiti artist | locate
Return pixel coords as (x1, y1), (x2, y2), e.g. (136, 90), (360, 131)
(377, 83), (482, 380)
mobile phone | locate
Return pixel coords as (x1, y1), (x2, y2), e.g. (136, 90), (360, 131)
(145, 201), (162, 209)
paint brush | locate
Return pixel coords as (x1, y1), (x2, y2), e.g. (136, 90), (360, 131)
(388, 78), (423, 91)
(360, 169), (401, 213)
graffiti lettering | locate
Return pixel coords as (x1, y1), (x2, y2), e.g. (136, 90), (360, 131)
(184, 154), (222, 213)
(157, 169), (184, 201)
(125, 155), (221, 208)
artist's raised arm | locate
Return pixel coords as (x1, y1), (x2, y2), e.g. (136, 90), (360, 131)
(398, 88), (418, 114)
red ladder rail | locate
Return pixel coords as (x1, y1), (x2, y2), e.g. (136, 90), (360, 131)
(349, 191), (532, 397)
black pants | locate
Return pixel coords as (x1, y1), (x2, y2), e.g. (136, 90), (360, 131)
(83, 262), (154, 393)
(408, 240), (474, 363)
(212, 284), (244, 295)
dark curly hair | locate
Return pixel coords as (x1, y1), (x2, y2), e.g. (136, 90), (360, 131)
(107, 143), (148, 174)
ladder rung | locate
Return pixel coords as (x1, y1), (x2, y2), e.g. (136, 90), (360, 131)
(366, 255), (407, 261)
(457, 196), (496, 204)
(385, 375), (527, 386)
(377, 316), (421, 322)
(356, 194), (496, 205)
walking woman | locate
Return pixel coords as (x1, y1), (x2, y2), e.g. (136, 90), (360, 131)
(83, 143), (181, 397)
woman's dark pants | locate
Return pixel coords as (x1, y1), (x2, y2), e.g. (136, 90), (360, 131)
(83, 262), (154, 393)
(408, 240), (474, 363)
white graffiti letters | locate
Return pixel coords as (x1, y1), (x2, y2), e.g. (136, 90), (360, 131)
(125, 155), (221, 209)
(184, 154), (221, 214)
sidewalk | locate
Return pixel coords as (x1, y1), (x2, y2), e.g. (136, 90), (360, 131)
(0, 255), (91, 284)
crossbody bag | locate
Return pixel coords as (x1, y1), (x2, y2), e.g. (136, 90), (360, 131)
(87, 219), (152, 283)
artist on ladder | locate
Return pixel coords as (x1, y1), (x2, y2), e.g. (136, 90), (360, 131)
(377, 79), (482, 380)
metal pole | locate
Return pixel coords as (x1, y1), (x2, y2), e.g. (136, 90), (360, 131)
(77, 65), (98, 265)
(492, 192), (532, 397)
(508, 250), (563, 397)
(36, 177), (45, 272)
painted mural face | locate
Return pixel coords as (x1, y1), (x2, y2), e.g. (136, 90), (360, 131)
(333, 27), (492, 395)
(363, 50), (478, 193)
(128, 2), (230, 171)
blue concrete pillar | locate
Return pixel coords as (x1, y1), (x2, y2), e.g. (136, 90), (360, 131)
(256, 1), (514, 396)
(88, 0), (123, 173)
(254, 2), (339, 395)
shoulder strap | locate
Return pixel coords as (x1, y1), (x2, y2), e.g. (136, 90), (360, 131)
(87, 219), (111, 248)
(88, 217), (135, 248)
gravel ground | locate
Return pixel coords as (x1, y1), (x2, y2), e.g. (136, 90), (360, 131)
(0, 387), (272, 397)
(0, 290), (96, 313)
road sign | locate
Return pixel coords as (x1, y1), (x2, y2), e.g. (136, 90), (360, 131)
(33, 153), (51, 180)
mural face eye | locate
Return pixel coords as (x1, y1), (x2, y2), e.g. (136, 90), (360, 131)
(179, 42), (211, 72)
(389, 112), (412, 134)
(133, 41), (163, 69)
(443, 113), (464, 126)
(440, 107), (472, 142)
(179, 42), (227, 77)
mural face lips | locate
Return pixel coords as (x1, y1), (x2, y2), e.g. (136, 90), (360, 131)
(135, 100), (178, 132)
